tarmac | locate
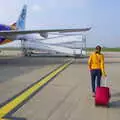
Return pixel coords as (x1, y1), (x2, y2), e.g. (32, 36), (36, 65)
(0, 50), (120, 120)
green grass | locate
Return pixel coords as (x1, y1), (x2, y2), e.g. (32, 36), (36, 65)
(0, 47), (21, 50)
(87, 48), (120, 52)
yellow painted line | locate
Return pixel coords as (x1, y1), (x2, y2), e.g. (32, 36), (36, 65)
(0, 61), (72, 119)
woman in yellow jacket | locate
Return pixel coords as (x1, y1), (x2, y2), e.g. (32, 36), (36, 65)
(88, 45), (107, 97)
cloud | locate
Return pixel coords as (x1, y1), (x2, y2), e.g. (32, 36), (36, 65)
(0, 0), (26, 24)
(43, 0), (90, 9)
(31, 4), (42, 12)
(61, 0), (89, 8)
(29, 0), (90, 11)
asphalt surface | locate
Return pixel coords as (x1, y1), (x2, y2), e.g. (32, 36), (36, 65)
(0, 51), (120, 120)
(0, 56), (69, 83)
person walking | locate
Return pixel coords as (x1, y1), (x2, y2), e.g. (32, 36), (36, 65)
(88, 45), (107, 97)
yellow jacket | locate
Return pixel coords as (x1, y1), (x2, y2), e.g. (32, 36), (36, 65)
(88, 52), (106, 76)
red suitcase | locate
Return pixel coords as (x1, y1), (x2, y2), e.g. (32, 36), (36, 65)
(95, 78), (110, 106)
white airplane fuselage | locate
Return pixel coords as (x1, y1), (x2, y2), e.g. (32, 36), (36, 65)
(0, 4), (90, 56)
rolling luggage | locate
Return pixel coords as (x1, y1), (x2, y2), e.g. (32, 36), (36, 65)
(95, 78), (110, 106)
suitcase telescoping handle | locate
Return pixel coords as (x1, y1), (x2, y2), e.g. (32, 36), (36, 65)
(103, 77), (107, 87)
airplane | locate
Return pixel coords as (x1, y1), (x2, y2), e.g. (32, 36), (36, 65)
(0, 5), (91, 56)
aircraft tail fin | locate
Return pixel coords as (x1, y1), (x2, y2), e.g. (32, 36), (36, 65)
(16, 5), (27, 30)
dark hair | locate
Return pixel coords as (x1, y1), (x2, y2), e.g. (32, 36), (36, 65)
(96, 45), (101, 50)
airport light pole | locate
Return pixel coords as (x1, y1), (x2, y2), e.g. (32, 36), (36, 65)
(84, 35), (87, 56)
(82, 34), (87, 56)
(73, 40), (76, 58)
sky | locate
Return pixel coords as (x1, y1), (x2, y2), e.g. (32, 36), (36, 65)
(0, 0), (120, 47)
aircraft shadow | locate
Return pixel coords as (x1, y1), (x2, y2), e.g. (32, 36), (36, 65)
(0, 57), (68, 67)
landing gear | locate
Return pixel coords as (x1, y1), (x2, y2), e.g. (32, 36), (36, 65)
(21, 39), (32, 57)
(22, 48), (32, 56)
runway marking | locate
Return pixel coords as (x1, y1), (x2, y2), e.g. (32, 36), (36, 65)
(0, 60), (72, 120)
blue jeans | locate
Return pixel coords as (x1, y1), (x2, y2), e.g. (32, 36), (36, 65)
(90, 69), (102, 93)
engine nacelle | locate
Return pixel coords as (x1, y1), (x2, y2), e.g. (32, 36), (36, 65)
(40, 32), (48, 38)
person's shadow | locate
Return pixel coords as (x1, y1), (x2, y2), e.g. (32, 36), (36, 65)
(110, 100), (120, 108)
(110, 92), (120, 108)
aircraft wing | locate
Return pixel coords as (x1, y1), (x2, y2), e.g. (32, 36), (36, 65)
(0, 28), (91, 38)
